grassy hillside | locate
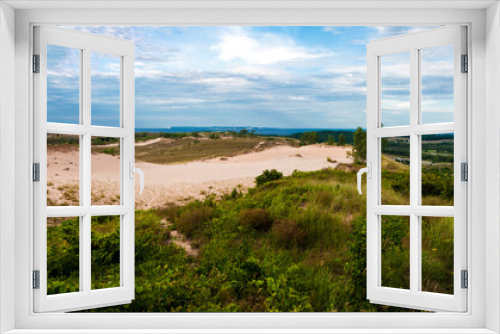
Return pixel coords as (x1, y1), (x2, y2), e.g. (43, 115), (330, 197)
(47, 159), (454, 312)
(88, 133), (298, 165)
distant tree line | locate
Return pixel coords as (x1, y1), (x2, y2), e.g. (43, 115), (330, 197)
(289, 130), (356, 146)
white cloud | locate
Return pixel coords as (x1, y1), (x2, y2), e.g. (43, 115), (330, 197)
(143, 98), (210, 105)
(211, 27), (332, 65)
(288, 95), (309, 101)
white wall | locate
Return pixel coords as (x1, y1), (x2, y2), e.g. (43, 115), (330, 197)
(485, 2), (500, 333)
(8, 6), (492, 331)
(0, 2), (16, 333)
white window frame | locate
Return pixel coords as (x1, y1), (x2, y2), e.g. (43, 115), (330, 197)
(1, 1), (499, 333)
(33, 26), (136, 313)
(366, 26), (468, 312)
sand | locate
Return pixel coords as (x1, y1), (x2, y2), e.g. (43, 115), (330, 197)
(47, 144), (353, 210)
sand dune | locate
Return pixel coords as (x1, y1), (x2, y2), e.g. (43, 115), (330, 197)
(47, 144), (352, 209)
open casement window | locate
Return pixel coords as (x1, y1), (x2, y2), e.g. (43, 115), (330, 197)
(33, 26), (139, 312)
(365, 26), (467, 312)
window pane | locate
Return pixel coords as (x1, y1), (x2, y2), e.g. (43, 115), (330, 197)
(47, 134), (80, 206)
(381, 215), (410, 290)
(421, 134), (454, 206)
(47, 217), (80, 295)
(381, 136), (410, 205)
(47, 45), (80, 124)
(91, 215), (120, 290)
(91, 137), (121, 205)
(421, 45), (454, 124)
(381, 52), (410, 127)
(91, 52), (121, 127)
(421, 216), (454, 294)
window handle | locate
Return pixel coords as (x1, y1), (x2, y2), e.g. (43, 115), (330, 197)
(357, 162), (371, 195)
(129, 161), (145, 195)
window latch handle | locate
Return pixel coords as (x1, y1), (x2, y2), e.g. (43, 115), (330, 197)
(357, 162), (371, 195)
(129, 161), (145, 195)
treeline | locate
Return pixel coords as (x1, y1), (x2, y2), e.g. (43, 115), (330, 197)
(289, 130), (356, 145)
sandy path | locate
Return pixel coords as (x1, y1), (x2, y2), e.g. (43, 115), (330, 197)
(47, 144), (352, 209)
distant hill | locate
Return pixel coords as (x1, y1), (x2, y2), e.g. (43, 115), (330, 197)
(289, 130), (356, 144)
(136, 127), (357, 137)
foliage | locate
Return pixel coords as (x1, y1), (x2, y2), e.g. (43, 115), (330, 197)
(255, 169), (284, 186)
(289, 130), (355, 145)
(176, 205), (215, 238)
(338, 134), (346, 146)
(239, 208), (274, 232)
(300, 131), (318, 145)
(103, 148), (117, 156)
(352, 127), (366, 163)
(47, 161), (453, 313)
(131, 136), (296, 165)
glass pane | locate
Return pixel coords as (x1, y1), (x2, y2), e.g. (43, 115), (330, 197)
(91, 52), (121, 127)
(47, 217), (80, 295)
(91, 215), (120, 290)
(381, 136), (410, 205)
(47, 134), (80, 206)
(421, 45), (454, 124)
(381, 52), (410, 127)
(381, 215), (410, 289)
(422, 216), (454, 294)
(421, 134), (454, 206)
(91, 137), (121, 205)
(47, 45), (80, 124)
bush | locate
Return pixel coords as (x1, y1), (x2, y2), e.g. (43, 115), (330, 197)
(176, 206), (214, 238)
(103, 148), (116, 156)
(255, 169), (283, 186)
(272, 219), (308, 249)
(239, 208), (273, 232)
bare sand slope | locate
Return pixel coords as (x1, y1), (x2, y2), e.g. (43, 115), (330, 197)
(47, 144), (352, 209)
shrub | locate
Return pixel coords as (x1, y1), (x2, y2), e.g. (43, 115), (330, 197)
(176, 206), (214, 238)
(103, 148), (116, 156)
(239, 208), (273, 232)
(208, 133), (220, 140)
(272, 219), (308, 249)
(255, 169), (283, 186)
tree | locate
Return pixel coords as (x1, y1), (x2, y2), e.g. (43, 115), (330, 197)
(338, 133), (346, 146)
(352, 126), (366, 163)
(300, 131), (318, 145)
(327, 135), (335, 146)
(255, 169), (283, 186)
(239, 129), (248, 137)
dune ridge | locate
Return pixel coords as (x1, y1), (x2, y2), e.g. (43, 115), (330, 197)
(47, 144), (352, 209)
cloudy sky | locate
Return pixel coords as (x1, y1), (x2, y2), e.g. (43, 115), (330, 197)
(47, 26), (453, 129)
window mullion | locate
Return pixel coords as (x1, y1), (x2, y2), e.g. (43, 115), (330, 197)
(409, 47), (420, 294)
(82, 47), (92, 294)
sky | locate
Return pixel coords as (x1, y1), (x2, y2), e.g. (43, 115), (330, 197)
(47, 26), (453, 129)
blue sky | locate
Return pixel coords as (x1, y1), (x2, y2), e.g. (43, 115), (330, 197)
(47, 26), (453, 128)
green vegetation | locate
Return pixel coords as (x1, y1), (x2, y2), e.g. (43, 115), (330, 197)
(47, 160), (453, 312)
(338, 133), (346, 146)
(46, 134), (79, 146)
(131, 136), (296, 165)
(290, 130), (356, 145)
(46, 128), (455, 312)
(352, 127), (366, 163)
(255, 169), (283, 186)
(300, 131), (319, 145)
